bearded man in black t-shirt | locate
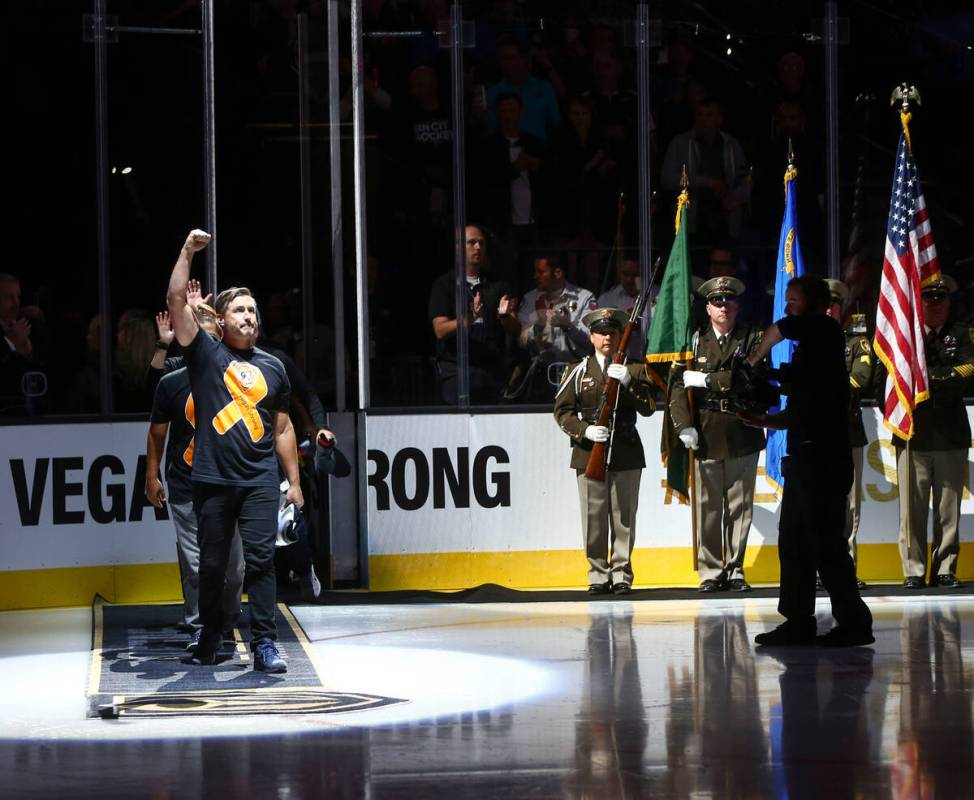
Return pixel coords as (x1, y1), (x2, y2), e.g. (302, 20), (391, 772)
(168, 229), (303, 672)
(145, 306), (245, 650)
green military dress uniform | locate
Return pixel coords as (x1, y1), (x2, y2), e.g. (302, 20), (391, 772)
(843, 325), (873, 569)
(892, 319), (974, 582)
(669, 324), (765, 585)
(553, 330), (656, 588)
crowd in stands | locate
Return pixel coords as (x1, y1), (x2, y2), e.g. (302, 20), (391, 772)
(360, 10), (845, 405)
(3, 3), (970, 415)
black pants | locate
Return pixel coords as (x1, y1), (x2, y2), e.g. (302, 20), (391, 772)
(778, 449), (872, 631)
(193, 482), (279, 642)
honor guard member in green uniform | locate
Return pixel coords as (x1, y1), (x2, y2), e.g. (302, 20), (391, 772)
(553, 308), (656, 595)
(825, 279), (872, 588)
(669, 276), (766, 592)
(891, 275), (973, 589)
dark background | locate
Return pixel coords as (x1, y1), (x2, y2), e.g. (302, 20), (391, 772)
(7, 0), (972, 414)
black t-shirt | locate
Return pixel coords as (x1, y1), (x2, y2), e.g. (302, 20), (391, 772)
(149, 367), (195, 504)
(405, 106), (452, 171)
(777, 313), (850, 454)
(182, 330), (291, 487)
(427, 271), (512, 366)
(147, 354), (185, 399)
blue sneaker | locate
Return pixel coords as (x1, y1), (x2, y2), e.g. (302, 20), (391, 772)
(252, 638), (287, 673)
(185, 629), (203, 652)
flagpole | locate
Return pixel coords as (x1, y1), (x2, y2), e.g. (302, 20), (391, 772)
(688, 373), (698, 572)
(893, 84), (920, 555)
(679, 167), (699, 573)
(901, 96), (913, 557)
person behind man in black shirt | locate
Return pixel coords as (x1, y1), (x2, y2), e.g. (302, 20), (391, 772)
(145, 304), (244, 649)
(740, 274), (873, 647)
(168, 229), (303, 672)
(428, 224), (520, 403)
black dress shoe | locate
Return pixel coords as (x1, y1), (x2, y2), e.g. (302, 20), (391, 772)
(612, 583), (632, 595)
(816, 626), (875, 647)
(754, 621), (816, 646)
(903, 576), (925, 589)
(935, 574), (961, 588)
(698, 579), (722, 593)
(588, 583), (612, 595)
(728, 578), (752, 592)
(183, 632), (222, 665)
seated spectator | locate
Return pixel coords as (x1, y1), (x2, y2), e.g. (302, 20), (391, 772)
(402, 64), (452, 230)
(394, 64), (453, 276)
(0, 272), (48, 415)
(428, 224), (520, 404)
(547, 95), (615, 289)
(597, 253), (655, 361)
(486, 36), (560, 141)
(750, 98), (826, 268)
(114, 308), (156, 412)
(660, 96), (751, 241)
(507, 252), (595, 401)
(650, 35), (700, 146)
(64, 314), (102, 413)
(551, 18), (593, 98)
(590, 48), (644, 248)
(701, 243), (763, 327)
(591, 47), (638, 136)
(774, 51), (809, 108)
(471, 92), (547, 290)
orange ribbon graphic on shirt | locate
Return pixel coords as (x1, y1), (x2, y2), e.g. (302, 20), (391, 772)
(183, 393), (196, 466)
(213, 361), (268, 442)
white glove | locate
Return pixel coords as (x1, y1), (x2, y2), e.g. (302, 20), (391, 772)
(606, 363), (631, 386)
(682, 370), (709, 389)
(678, 427), (699, 450)
(584, 425), (610, 443)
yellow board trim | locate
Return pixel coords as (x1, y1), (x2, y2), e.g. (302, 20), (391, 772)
(4, 543), (974, 610)
(0, 563), (183, 611)
(368, 543), (974, 592)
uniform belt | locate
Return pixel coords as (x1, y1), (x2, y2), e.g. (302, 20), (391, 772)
(702, 398), (732, 413)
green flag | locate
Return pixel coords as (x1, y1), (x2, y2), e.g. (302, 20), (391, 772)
(645, 190), (693, 364)
(645, 189), (694, 502)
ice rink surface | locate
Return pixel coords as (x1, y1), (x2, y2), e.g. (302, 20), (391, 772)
(1, 595), (971, 798)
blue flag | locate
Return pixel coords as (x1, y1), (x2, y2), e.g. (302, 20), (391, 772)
(766, 165), (804, 493)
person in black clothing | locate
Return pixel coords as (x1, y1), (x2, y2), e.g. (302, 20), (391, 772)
(428, 224), (520, 404)
(470, 93), (546, 287)
(168, 229), (303, 673)
(740, 274), (873, 647)
(150, 285), (330, 602)
(1, 272), (50, 415)
(145, 308), (244, 648)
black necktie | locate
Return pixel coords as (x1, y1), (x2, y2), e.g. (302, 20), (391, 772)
(718, 334), (728, 351)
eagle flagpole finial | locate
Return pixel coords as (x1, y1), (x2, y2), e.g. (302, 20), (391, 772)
(890, 83), (921, 113)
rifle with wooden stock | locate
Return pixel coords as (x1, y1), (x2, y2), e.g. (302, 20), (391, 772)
(583, 289), (652, 482)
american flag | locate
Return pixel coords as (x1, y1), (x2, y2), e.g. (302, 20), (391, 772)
(873, 121), (940, 440)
